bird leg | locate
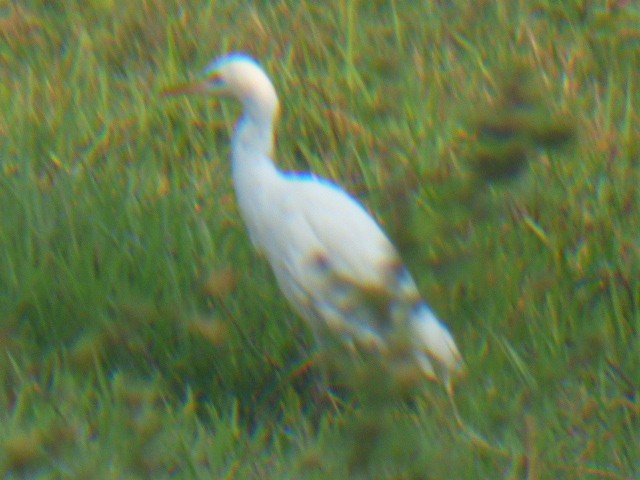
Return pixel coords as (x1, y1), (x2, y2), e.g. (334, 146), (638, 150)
(445, 384), (509, 457)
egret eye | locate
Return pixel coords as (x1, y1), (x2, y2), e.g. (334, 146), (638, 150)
(205, 71), (225, 88)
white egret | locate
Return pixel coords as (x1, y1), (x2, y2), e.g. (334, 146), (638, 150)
(163, 53), (464, 388)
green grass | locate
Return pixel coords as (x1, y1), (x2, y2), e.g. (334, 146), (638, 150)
(1, 0), (639, 478)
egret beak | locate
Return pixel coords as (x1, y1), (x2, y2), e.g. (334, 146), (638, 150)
(161, 80), (209, 97)
(161, 72), (225, 97)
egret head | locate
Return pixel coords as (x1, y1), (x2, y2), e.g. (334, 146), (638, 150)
(163, 53), (279, 120)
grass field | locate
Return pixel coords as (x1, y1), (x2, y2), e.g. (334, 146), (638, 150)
(1, 0), (639, 478)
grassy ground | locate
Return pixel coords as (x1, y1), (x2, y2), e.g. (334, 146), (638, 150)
(0, 0), (639, 478)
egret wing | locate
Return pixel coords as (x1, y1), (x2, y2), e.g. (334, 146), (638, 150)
(267, 176), (463, 378)
(271, 177), (418, 342)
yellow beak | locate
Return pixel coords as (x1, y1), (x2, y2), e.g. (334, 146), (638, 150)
(161, 79), (210, 97)
(161, 72), (224, 97)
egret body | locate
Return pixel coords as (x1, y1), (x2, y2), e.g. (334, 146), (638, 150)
(164, 54), (463, 387)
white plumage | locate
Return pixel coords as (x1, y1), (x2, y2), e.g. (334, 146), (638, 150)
(164, 53), (464, 386)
